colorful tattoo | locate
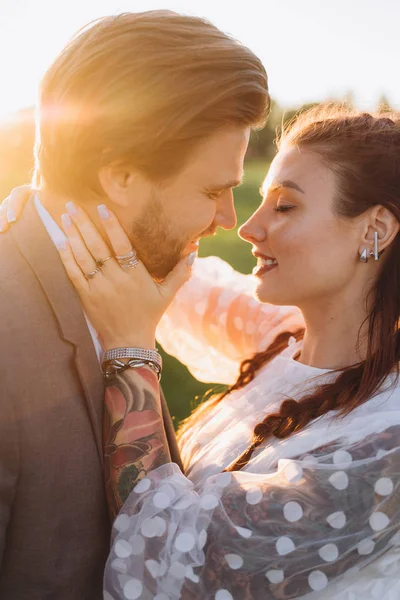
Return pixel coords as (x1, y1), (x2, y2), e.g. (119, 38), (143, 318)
(104, 367), (171, 520)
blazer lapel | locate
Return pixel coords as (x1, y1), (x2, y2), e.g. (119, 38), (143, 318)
(11, 195), (105, 467)
(11, 195), (184, 473)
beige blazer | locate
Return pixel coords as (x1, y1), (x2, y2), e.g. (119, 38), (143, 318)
(0, 196), (182, 599)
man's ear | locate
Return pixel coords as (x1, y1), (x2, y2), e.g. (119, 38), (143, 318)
(358, 205), (399, 256)
(98, 163), (136, 208)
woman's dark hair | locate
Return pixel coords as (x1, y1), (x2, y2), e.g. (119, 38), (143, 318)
(178, 104), (400, 471)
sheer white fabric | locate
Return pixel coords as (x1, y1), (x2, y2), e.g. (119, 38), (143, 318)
(156, 256), (303, 385)
(105, 257), (400, 599)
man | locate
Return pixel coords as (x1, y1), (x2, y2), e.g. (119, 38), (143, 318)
(0, 10), (269, 600)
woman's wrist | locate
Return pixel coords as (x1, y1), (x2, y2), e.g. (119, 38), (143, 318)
(102, 333), (156, 351)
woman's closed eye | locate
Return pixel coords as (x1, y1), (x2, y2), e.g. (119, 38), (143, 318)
(273, 203), (295, 213)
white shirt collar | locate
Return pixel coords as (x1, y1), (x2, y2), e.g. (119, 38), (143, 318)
(34, 192), (103, 363)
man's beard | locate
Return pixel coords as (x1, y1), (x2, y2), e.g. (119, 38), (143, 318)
(129, 193), (212, 281)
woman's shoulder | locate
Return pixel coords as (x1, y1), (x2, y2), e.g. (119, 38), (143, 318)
(354, 371), (400, 416)
(304, 373), (400, 454)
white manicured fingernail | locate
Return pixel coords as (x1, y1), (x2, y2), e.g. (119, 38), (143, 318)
(55, 238), (68, 251)
(188, 252), (196, 266)
(97, 204), (110, 220)
(7, 209), (16, 223)
(66, 201), (78, 216)
(61, 213), (72, 228)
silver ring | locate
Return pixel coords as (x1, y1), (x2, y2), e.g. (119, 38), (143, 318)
(116, 249), (140, 270)
(96, 256), (112, 268)
(85, 267), (101, 280)
(115, 250), (137, 261)
(120, 258), (140, 270)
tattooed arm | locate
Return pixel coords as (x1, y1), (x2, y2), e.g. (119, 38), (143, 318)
(103, 365), (171, 521)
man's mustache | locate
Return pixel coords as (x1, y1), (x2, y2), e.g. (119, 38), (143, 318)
(201, 226), (218, 238)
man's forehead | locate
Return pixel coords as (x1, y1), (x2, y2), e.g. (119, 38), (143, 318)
(191, 127), (249, 180)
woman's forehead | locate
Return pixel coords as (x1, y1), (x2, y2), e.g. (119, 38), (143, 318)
(262, 147), (335, 197)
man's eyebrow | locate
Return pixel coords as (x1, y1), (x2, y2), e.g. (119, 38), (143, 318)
(208, 178), (243, 191)
(263, 179), (305, 195)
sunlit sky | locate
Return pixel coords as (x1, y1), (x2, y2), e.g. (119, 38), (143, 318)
(0, 0), (399, 121)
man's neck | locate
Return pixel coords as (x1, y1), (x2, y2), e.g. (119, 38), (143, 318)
(39, 187), (102, 235)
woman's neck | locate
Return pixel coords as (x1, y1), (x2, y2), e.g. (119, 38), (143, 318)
(297, 290), (369, 370)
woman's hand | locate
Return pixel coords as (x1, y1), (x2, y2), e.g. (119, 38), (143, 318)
(57, 202), (194, 350)
(0, 185), (31, 231)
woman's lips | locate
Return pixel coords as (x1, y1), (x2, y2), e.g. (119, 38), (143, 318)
(252, 263), (278, 277)
(252, 253), (278, 278)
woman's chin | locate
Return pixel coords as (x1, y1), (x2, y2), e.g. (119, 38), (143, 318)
(254, 282), (294, 306)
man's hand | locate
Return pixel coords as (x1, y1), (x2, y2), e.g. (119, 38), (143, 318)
(0, 185), (32, 232)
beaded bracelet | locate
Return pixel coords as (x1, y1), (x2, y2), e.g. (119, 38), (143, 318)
(102, 358), (162, 381)
(103, 347), (162, 370)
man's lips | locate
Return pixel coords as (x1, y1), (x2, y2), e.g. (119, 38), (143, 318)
(184, 239), (201, 254)
(184, 229), (216, 254)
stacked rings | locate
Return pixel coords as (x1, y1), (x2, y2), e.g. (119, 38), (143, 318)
(85, 267), (101, 280)
(116, 249), (139, 270)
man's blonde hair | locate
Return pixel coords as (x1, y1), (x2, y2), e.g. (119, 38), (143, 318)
(34, 10), (269, 195)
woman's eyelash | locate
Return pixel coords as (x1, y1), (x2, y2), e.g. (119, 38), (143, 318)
(273, 205), (295, 213)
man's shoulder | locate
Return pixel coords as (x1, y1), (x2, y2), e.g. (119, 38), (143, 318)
(0, 229), (27, 265)
(0, 230), (54, 334)
(0, 231), (38, 292)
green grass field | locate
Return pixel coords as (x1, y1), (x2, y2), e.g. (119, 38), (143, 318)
(159, 160), (269, 427)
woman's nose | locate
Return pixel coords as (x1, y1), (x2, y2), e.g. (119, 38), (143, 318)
(239, 209), (267, 243)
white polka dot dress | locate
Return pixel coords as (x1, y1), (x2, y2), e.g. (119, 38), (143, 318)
(105, 412), (400, 598)
(104, 256), (400, 599)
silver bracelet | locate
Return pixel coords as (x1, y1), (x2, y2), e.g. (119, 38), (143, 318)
(103, 358), (162, 381)
(103, 347), (162, 371)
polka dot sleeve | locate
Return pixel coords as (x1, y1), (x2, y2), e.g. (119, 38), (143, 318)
(104, 426), (400, 599)
(156, 256), (303, 384)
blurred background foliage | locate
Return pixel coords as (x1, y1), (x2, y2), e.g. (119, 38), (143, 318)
(0, 95), (393, 427)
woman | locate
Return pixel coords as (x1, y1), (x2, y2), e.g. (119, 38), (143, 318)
(4, 105), (400, 598)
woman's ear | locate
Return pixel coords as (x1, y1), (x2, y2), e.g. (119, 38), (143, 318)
(359, 205), (399, 256)
(98, 163), (136, 208)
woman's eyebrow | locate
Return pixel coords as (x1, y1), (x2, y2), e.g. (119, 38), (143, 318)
(269, 180), (305, 194)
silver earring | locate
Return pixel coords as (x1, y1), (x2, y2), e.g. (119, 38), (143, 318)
(371, 230), (379, 261)
(360, 248), (368, 263)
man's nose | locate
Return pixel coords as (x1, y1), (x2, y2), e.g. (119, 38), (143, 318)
(215, 190), (237, 231)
